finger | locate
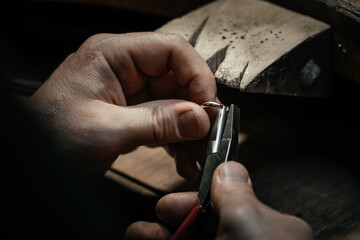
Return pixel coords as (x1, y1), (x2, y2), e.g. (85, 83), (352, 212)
(127, 71), (186, 105)
(156, 192), (199, 226)
(150, 71), (191, 100)
(210, 161), (260, 239)
(181, 139), (208, 168)
(166, 141), (207, 179)
(211, 161), (254, 215)
(99, 99), (210, 150)
(100, 32), (217, 103)
(124, 221), (170, 240)
(169, 143), (201, 179)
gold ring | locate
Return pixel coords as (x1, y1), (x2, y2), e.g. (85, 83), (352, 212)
(201, 101), (224, 109)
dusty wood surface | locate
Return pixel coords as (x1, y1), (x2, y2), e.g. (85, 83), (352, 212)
(156, 0), (331, 97)
(266, 0), (360, 85)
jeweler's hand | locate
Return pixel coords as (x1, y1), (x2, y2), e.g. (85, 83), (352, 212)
(29, 32), (216, 176)
(125, 161), (313, 240)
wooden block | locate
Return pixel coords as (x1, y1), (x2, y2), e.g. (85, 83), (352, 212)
(266, 0), (360, 85)
(156, 0), (331, 97)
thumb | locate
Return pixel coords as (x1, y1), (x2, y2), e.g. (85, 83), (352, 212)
(211, 162), (314, 240)
(211, 161), (254, 217)
(109, 99), (210, 149)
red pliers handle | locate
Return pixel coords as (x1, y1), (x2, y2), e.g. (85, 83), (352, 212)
(171, 206), (210, 240)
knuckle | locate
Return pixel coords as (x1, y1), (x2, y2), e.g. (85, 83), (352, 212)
(168, 32), (186, 42)
(234, 201), (258, 218)
(169, 33), (188, 46)
(157, 32), (187, 45)
(72, 34), (113, 68)
(64, 52), (75, 61)
(78, 34), (112, 57)
(82, 33), (111, 50)
(151, 107), (168, 142)
(222, 200), (259, 225)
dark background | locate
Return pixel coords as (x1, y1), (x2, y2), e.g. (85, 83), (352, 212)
(1, 1), (360, 239)
(0, 1), (170, 95)
(0, 1), (170, 239)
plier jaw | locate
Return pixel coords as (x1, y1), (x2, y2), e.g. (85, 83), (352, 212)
(199, 103), (240, 211)
(171, 103), (240, 240)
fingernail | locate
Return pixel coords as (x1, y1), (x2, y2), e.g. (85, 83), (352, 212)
(218, 162), (249, 182)
(177, 110), (202, 138)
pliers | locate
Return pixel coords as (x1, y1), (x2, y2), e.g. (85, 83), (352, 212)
(171, 102), (240, 240)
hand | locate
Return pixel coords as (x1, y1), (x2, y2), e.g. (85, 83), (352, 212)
(124, 161), (313, 240)
(29, 32), (216, 176)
